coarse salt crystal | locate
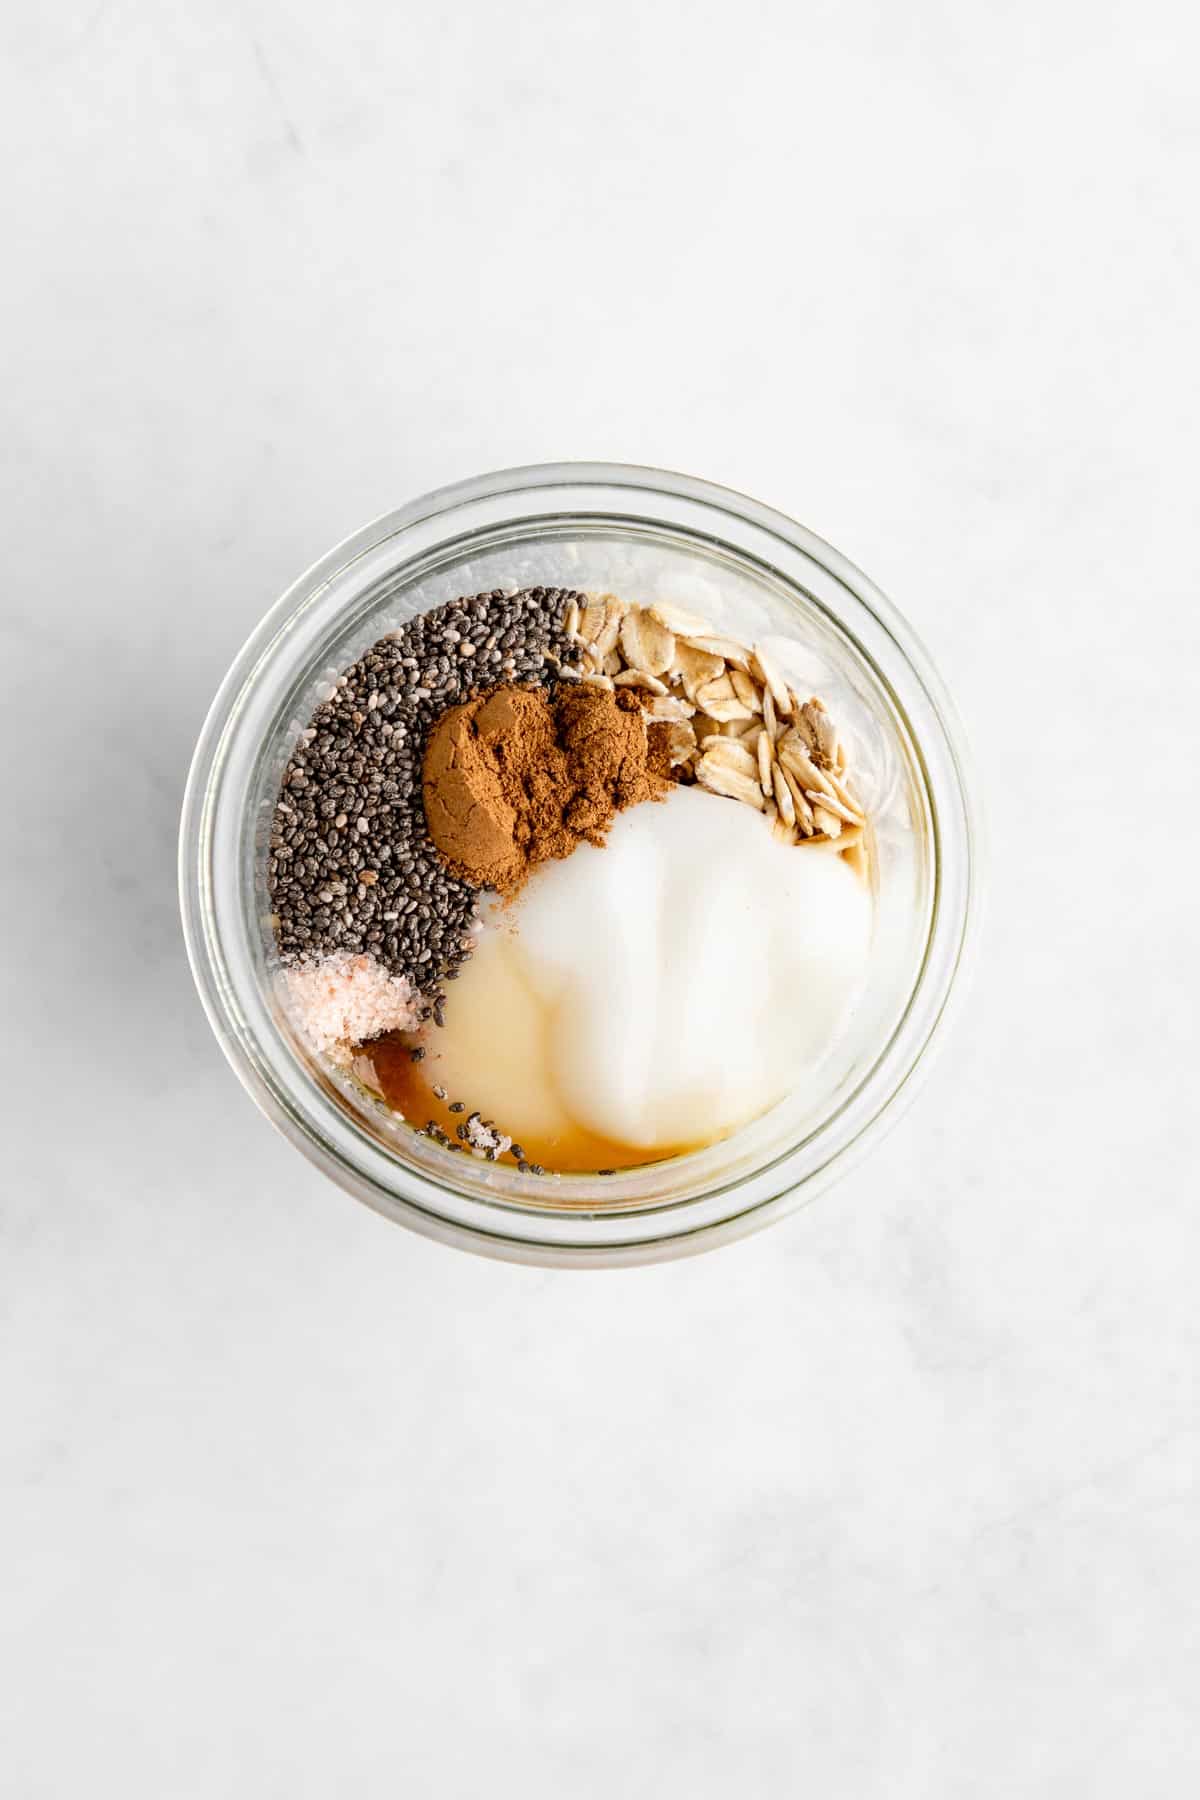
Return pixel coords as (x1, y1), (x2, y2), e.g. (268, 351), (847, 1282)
(282, 952), (420, 1064)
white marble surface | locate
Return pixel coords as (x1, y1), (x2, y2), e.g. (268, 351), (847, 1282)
(4, 3), (1199, 1792)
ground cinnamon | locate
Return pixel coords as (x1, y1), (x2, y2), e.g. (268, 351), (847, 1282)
(423, 682), (672, 893)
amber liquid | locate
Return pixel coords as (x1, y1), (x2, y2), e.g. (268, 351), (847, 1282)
(365, 1033), (705, 1174)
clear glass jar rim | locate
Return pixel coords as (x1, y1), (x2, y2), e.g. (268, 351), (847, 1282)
(179, 461), (981, 1266)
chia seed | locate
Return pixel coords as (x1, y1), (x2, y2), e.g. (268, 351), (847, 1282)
(268, 587), (583, 997)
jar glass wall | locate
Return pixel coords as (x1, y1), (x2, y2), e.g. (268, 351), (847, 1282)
(180, 464), (979, 1265)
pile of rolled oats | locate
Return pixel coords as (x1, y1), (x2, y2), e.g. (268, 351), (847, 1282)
(560, 594), (868, 879)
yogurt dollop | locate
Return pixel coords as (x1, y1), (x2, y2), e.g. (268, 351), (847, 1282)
(429, 785), (872, 1157)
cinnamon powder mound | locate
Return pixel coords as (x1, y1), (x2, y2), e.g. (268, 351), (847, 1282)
(423, 682), (673, 894)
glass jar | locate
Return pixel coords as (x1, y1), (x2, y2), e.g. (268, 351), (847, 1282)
(179, 464), (979, 1265)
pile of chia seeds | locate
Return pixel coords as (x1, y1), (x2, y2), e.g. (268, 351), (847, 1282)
(268, 586), (583, 1022)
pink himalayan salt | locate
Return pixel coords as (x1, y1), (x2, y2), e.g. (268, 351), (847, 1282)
(282, 952), (420, 1064)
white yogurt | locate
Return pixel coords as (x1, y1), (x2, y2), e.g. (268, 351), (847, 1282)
(430, 785), (872, 1156)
